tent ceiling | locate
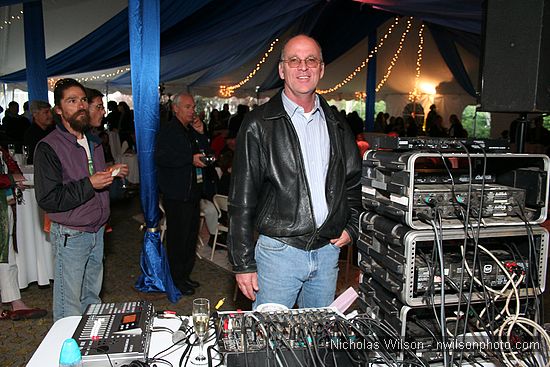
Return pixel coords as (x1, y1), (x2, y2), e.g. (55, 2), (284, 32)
(0, 0), (127, 75)
(0, 0), (482, 100)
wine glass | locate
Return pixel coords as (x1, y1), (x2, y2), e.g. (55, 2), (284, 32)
(191, 298), (210, 365)
(7, 144), (15, 157)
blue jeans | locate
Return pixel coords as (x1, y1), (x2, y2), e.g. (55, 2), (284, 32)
(253, 235), (340, 309)
(51, 223), (105, 321)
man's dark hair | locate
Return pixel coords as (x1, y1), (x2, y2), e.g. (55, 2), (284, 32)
(53, 78), (86, 107)
(107, 100), (118, 111)
(30, 100), (51, 114)
(86, 88), (104, 101)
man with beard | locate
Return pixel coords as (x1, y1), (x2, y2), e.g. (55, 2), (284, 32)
(34, 78), (117, 321)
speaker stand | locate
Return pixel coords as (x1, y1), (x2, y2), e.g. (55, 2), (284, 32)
(513, 113), (529, 153)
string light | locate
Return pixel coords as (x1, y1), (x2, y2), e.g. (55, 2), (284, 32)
(0, 9), (23, 31)
(47, 67), (131, 89)
(375, 17), (413, 92)
(219, 38), (279, 97)
(408, 23), (425, 101)
(317, 17), (401, 95)
(354, 91), (366, 100)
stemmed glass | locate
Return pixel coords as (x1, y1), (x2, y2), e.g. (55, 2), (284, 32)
(191, 298), (210, 365)
(22, 145), (29, 164)
(7, 144), (15, 157)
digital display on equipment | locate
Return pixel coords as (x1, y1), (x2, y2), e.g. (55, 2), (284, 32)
(122, 314), (137, 324)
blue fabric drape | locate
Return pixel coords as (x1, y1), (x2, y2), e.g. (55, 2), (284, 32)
(354, 0), (482, 34)
(188, 3), (317, 88)
(0, 0), (214, 83)
(111, 0), (322, 87)
(428, 23), (477, 97)
(23, 1), (48, 102)
(129, 0), (181, 303)
(1, 0), (482, 100)
(0, 0), (33, 5)
(365, 28), (377, 131)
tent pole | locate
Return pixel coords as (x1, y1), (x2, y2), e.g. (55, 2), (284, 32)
(129, 0), (181, 303)
(365, 28), (377, 132)
(23, 1), (48, 102)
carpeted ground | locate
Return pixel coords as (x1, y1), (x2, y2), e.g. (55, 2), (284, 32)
(0, 194), (360, 366)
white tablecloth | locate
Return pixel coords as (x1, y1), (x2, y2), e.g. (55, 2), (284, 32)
(14, 166), (54, 288)
(117, 153), (140, 184)
(108, 130), (122, 162)
(27, 316), (222, 366)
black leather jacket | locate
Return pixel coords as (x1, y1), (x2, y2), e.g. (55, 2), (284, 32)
(228, 91), (362, 273)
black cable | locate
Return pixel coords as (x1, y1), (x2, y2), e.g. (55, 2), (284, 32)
(438, 148), (500, 364)
(515, 203), (542, 318)
(147, 357), (173, 367)
(353, 315), (428, 366)
(430, 210), (449, 367)
(177, 341), (192, 367)
(455, 145), (488, 367)
(333, 319), (373, 365)
(340, 316), (378, 364)
(306, 325), (325, 367)
(411, 316), (439, 344)
(299, 327), (318, 367)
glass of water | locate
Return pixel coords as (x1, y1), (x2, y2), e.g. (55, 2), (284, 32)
(191, 298), (210, 365)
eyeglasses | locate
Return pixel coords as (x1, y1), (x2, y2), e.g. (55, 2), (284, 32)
(280, 57), (322, 68)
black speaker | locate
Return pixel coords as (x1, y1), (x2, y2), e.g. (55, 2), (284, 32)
(480, 0), (550, 112)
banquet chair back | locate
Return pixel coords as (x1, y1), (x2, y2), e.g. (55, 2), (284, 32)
(159, 201), (167, 243)
(210, 194), (229, 261)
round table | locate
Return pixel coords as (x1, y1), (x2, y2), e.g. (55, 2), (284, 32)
(15, 166), (54, 288)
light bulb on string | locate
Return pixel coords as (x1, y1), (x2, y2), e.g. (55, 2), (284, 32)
(219, 39), (279, 97)
(47, 67), (131, 89)
(408, 23), (425, 101)
(0, 9), (23, 31)
(375, 17), (413, 92)
(317, 17), (401, 95)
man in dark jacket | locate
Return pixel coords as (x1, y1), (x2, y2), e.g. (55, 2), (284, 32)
(34, 78), (125, 321)
(23, 100), (55, 164)
(155, 93), (208, 296)
(228, 35), (362, 309)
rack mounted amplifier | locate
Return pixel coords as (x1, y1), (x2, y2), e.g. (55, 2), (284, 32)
(357, 212), (548, 306)
(361, 151), (549, 229)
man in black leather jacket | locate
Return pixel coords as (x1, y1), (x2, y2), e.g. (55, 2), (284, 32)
(228, 35), (362, 309)
(156, 94), (208, 296)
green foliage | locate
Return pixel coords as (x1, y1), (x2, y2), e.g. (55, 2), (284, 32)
(374, 100), (386, 118)
(543, 115), (550, 130)
(461, 105), (491, 138)
(325, 99), (386, 121)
